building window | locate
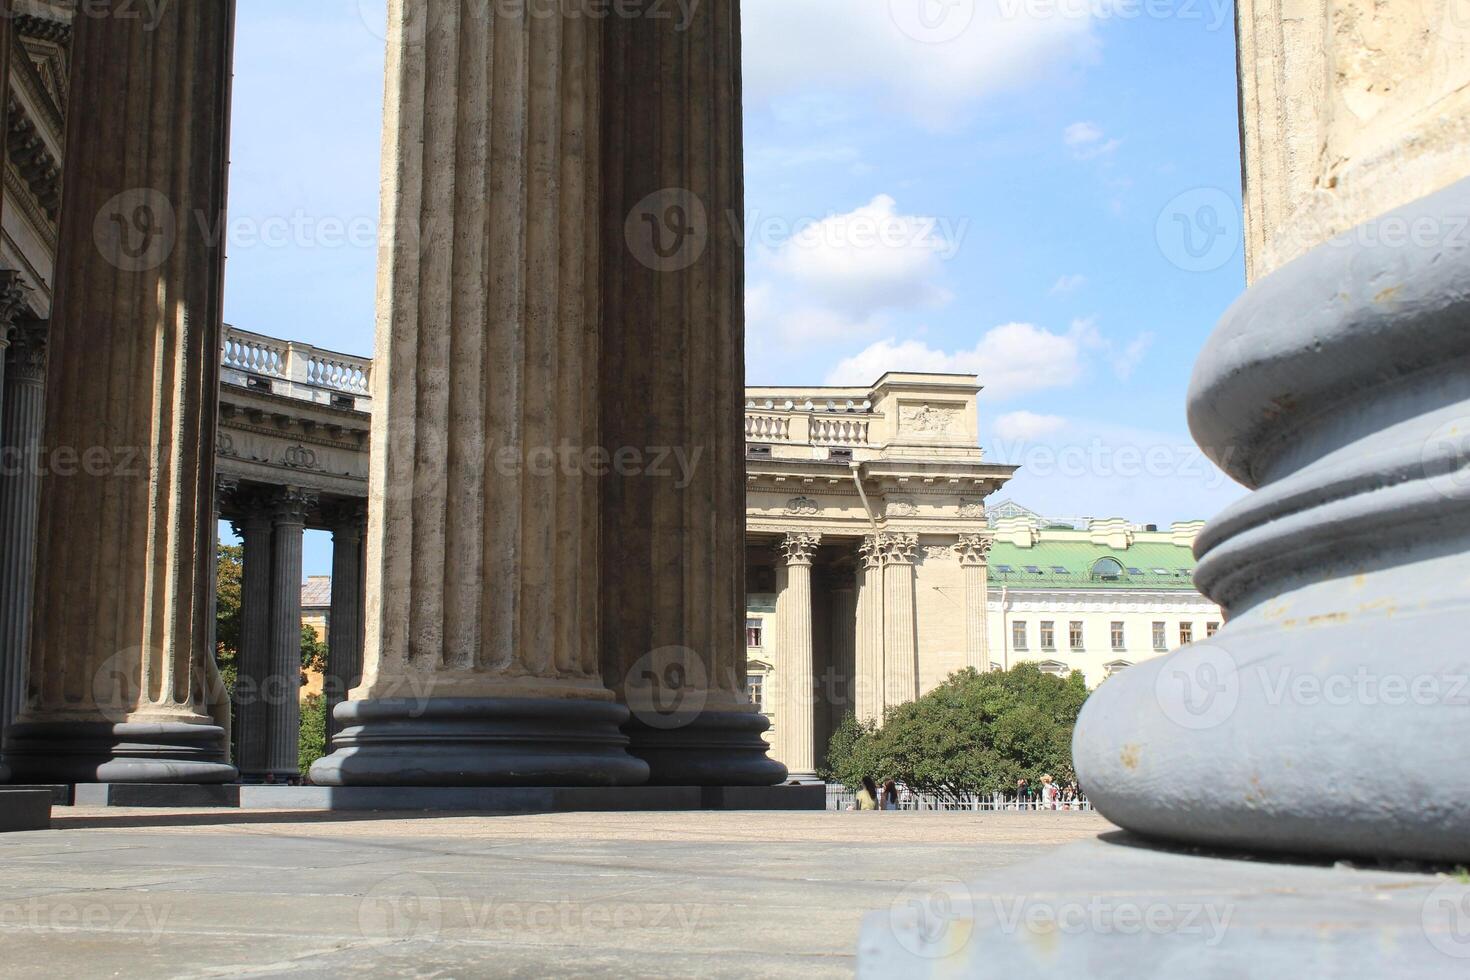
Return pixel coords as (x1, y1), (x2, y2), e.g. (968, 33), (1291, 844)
(747, 675), (765, 712)
(1105, 660), (1133, 677)
(1012, 621), (1028, 651)
(1179, 622), (1194, 646)
(1090, 557), (1124, 581)
(1040, 621), (1055, 650)
(1152, 621), (1167, 651)
(745, 618), (763, 648)
(1111, 621), (1125, 650)
(1069, 621), (1084, 651)
(1206, 621), (1220, 638)
(1037, 660), (1067, 675)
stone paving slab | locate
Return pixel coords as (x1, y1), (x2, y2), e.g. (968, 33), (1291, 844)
(860, 832), (1470, 978)
(0, 809), (1110, 978)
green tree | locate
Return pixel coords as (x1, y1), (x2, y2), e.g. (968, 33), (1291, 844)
(823, 664), (1089, 799)
(299, 693), (329, 777)
(215, 543), (243, 690)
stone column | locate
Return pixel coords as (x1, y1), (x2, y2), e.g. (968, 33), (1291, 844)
(310, 0), (646, 787)
(829, 569), (857, 733)
(881, 533), (918, 708)
(1, 1), (236, 783)
(265, 489), (311, 783)
(958, 533), (992, 673)
(598, 0), (784, 786)
(1075, 2), (1470, 863)
(203, 478), (232, 750)
(230, 500), (272, 781)
(324, 501), (366, 744)
(773, 533), (819, 782)
(0, 315), (42, 769)
(853, 535), (885, 725)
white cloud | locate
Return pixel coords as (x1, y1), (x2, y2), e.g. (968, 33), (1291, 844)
(767, 194), (961, 317)
(825, 322), (1087, 397)
(1111, 332), (1155, 380)
(743, 0), (1102, 130)
(994, 410), (1067, 441)
(1050, 274), (1087, 294)
(1064, 120), (1122, 159)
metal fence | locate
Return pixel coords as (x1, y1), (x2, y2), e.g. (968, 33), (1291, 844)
(825, 784), (1094, 812)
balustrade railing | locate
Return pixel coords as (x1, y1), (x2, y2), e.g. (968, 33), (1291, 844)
(810, 416), (869, 446)
(221, 326), (373, 403)
(745, 414), (792, 442)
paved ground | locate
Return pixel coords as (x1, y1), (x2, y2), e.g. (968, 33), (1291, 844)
(0, 808), (1110, 978)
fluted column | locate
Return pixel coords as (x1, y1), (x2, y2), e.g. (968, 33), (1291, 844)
(773, 533), (819, 781)
(1, 1), (236, 783)
(265, 489), (311, 783)
(203, 478), (232, 750)
(324, 501), (366, 743)
(230, 500), (272, 781)
(0, 317), (43, 769)
(958, 533), (992, 673)
(599, 0), (784, 786)
(829, 570), (857, 736)
(311, 0), (645, 787)
(881, 534), (918, 708)
(853, 535), (885, 725)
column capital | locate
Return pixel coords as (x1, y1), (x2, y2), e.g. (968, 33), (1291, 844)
(879, 532), (918, 565)
(957, 533), (993, 566)
(321, 498), (367, 536)
(0, 271), (31, 341)
(270, 486), (317, 526)
(859, 533), (884, 570)
(779, 531), (822, 566)
(3, 319), (47, 381)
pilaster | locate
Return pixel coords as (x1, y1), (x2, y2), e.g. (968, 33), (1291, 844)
(774, 532), (819, 781)
(854, 534), (885, 724)
(957, 533), (992, 673)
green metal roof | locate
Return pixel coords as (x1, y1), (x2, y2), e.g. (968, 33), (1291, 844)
(988, 539), (1198, 591)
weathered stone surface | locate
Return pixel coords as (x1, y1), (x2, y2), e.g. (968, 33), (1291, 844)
(859, 835), (1470, 976)
(1237, 0), (1470, 281)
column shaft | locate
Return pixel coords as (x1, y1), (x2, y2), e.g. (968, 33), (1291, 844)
(829, 579), (857, 734)
(266, 491), (309, 782)
(854, 536), (884, 725)
(774, 534), (819, 780)
(2, 1), (236, 783)
(311, 0), (645, 787)
(325, 505), (366, 743)
(232, 506), (272, 779)
(0, 322), (44, 750)
(599, 0), (784, 785)
(881, 534), (918, 708)
(959, 534), (992, 673)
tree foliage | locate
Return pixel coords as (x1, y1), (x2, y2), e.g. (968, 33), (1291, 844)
(299, 693), (329, 777)
(824, 664), (1089, 798)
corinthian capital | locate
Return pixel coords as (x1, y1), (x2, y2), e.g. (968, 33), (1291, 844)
(779, 531), (822, 566)
(957, 533), (993, 566)
(880, 532), (918, 565)
(859, 534), (885, 570)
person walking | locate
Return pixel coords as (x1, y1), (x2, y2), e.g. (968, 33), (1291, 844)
(855, 776), (879, 811)
(1040, 774), (1059, 810)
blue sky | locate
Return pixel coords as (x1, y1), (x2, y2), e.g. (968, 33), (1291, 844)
(222, 0), (1248, 575)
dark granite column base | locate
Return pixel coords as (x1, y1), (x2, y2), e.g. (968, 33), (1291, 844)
(309, 697), (651, 787)
(625, 709), (788, 786)
(1, 721), (236, 784)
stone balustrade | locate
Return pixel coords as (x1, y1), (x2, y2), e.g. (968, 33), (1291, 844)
(221, 325), (372, 410)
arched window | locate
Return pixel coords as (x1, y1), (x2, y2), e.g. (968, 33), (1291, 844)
(1091, 557), (1125, 581)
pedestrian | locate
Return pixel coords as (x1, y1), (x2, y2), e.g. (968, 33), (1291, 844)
(1040, 774), (1059, 810)
(856, 776), (879, 811)
(881, 779), (900, 811)
(1015, 777), (1029, 809)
